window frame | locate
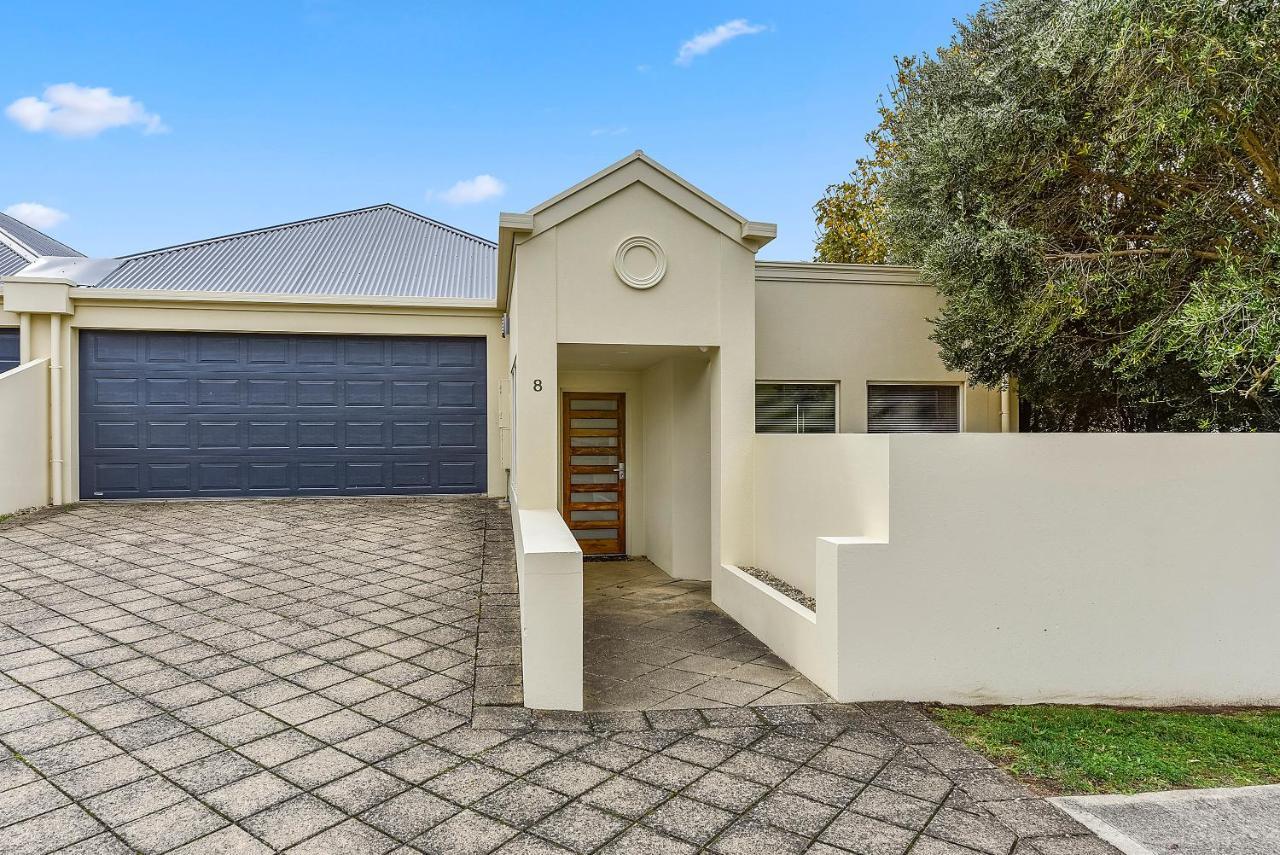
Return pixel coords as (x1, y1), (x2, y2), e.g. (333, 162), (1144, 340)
(865, 380), (964, 433)
(754, 380), (841, 434)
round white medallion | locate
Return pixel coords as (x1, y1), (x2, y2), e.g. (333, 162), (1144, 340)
(614, 236), (667, 289)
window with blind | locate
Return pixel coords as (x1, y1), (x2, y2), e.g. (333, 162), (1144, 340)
(867, 384), (961, 433)
(755, 382), (838, 433)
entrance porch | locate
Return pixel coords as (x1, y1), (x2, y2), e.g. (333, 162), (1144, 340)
(558, 343), (715, 579)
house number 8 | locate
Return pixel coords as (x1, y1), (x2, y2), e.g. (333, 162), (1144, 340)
(533, 379), (543, 391)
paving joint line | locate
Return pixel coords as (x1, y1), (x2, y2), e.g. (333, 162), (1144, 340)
(0, 501), (501, 851)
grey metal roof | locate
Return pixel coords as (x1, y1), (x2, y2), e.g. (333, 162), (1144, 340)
(0, 243), (28, 277)
(0, 212), (84, 259)
(96, 204), (497, 301)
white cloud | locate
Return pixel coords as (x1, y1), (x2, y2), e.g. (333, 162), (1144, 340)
(4, 202), (68, 231)
(434, 174), (507, 206)
(675, 19), (768, 65)
(590, 126), (628, 137)
(6, 83), (167, 138)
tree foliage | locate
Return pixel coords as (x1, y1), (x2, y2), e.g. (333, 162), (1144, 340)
(814, 99), (896, 264)
(818, 0), (1280, 429)
(813, 159), (889, 265)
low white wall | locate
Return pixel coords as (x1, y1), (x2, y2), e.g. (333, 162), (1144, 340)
(0, 360), (49, 515)
(713, 564), (828, 692)
(511, 491), (584, 710)
(741, 433), (1280, 706)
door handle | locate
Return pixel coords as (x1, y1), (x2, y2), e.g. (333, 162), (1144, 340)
(615, 462), (625, 481)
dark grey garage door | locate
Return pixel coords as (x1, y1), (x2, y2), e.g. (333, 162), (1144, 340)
(0, 328), (18, 374)
(80, 331), (486, 499)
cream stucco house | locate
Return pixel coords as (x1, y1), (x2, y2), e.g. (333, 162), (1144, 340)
(6, 152), (1274, 711)
(0, 151), (1000, 521)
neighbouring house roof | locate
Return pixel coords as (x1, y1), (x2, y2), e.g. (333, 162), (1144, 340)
(0, 243), (28, 277)
(0, 212), (84, 277)
(0, 211), (85, 261)
(93, 204), (498, 301)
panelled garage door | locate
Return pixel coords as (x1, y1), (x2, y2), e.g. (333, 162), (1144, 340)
(0, 328), (18, 373)
(79, 331), (486, 499)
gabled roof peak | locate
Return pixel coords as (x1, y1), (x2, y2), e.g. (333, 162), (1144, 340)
(527, 150), (749, 226)
(496, 152), (777, 311)
(512, 151), (775, 255)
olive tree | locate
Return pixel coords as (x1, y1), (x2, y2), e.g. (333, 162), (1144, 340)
(816, 0), (1280, 429)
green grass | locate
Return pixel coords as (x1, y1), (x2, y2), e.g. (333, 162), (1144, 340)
(930, 704), (1280, 796)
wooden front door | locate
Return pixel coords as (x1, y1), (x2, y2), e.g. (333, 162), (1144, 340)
(562, 392), (626, 556)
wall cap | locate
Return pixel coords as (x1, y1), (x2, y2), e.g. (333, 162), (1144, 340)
(517, 509), (583, 568)
(742, 221), (778, 244)
(499, 212), (535, 232)
(756, 261), (926, 287)
(0, 280), (73, 314)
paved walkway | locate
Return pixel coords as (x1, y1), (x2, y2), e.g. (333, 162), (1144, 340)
(1053, 784), (1280, 855)
(584, 560), (828, 711)
(0, 499), (1117, 854)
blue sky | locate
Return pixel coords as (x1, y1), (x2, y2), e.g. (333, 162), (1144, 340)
(3, 1), (976, 261)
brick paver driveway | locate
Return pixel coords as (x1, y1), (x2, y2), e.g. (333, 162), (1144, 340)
(0, 499), (1116, 855)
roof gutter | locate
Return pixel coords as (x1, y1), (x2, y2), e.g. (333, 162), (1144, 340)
(66, 288), (500, 312)
(2, 277), (497, 312)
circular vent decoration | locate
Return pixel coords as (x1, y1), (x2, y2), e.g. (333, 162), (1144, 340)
(614, 236), (667, 289)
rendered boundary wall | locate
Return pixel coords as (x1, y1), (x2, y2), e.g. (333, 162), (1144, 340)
(723, 433), (1280, 705)
(0, 360), (49, 515)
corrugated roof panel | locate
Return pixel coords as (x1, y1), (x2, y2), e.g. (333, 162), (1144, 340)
(0, 212), (83, 258)
(0, 244), (28, 276)
(97, 204), (497, 300)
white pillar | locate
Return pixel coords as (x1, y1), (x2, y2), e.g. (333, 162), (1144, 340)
(49, 313), (63, 505)
(18, 313), (31, 362)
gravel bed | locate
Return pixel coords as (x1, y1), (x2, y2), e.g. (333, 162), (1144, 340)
(739, 565), (816, 611)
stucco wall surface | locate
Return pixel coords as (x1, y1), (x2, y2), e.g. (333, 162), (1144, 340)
(755, 278), (1002, 432)
(753, 434), (888, 596)
(0, 359), (49, 515)
(638, 357), (714, 580)
(748, 433), (1280, 705)
(552, 183), (726, 347)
